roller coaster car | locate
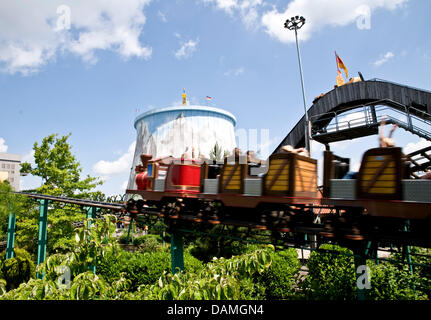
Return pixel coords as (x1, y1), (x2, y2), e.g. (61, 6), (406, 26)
(356, 147), (405, 200)
(165, 159), (202, 194)
(326, 147), (431, 203)
(263, 152), (318, 198)
(136, 156), (202, 194)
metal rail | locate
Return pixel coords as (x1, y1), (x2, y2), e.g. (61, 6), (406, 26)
(16, 192), (126, 211)
(310, 101), (431, 143)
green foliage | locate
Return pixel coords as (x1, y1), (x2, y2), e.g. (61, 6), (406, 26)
(0, 248), (35, 290)
(37, 215), (119, 280)
(0, 181), (30, 239)
(209, 142), (230, 162)
(187, 225), (266, 262)
(389, 247), (431, 299)
(184, 249), (204, 274)
(12, 133), (106, 255)
(303, 244), (356, 300)
(119, 233), (164, 252)
(20, 133), (102, 198)
(0, 271), (132, 300)
(0, 279), (5, 296)
(368, 262), (427, 300)
(117, 250), (171, 292)
(258, 248), (302, 299)
(133, 245), (273, 300)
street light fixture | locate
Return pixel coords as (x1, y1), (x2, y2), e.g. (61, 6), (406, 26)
(284, 15), (311, 155)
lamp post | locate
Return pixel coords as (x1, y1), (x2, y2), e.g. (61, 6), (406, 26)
(284, 15), (311, 154)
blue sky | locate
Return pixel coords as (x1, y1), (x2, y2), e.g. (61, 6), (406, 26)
(1, 0), (430, 196)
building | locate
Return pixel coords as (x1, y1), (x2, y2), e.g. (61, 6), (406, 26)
(127, 92), (237, 190)
(0, 152), (21, 190)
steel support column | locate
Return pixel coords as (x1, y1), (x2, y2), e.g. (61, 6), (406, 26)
(126, 217), (134, 245)
(36, 199), (49, 279)
(85, 206), (97, 274)
(170, 231), (184, 274)
(404, 220), (414, 274)
(6, 208), (16, 260)
(85, 206), (96, 237)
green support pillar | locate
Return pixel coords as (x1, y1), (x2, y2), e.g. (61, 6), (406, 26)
(85, 206), (97, 274)
(170, 231), (184, 274)
(36, 199), (49, 279)
(126, 217), (134, 245)
(85, 207), (96, 237)
(6, 209), (16, 259)
(404, 220), (414, 274)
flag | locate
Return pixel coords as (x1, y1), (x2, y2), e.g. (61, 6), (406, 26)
(336, 70), (345, 87)
(335, 51), (348, 78)
(182, 88), (187, 105)
(206, 96), (212, 101)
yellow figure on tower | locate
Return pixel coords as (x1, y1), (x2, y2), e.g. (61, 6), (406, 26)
(182, 88), (187, 106)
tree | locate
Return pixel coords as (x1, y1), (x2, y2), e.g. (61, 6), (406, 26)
(20, 133), (103, 198)
(209, 142), (230, 162)
(16, 133), (105, 254)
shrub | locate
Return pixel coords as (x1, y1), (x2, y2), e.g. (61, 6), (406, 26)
(133, 246), (273, 300)
(303, 244), (356, 300)
(184, 250), (204, 274)
(259, 248), (301, 299)
(368, 262), (428, 300)
(389, 246), (431, 299)
(117, 250), (171, 291)
(0, 248), (35, 291)
(135, 234), (163, 252)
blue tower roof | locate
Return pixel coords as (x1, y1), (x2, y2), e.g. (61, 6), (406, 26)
(134, 105), (237, 130)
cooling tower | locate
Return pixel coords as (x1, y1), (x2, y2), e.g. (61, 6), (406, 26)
(127, 105), (237, 190)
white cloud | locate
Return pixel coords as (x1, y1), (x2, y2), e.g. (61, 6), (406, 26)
(203, 0), (264, 29)
(261, 0), (406, 44)
(93, 141), (136, 176)
(0, 0), (152, 75)
(0, 138), (8, 152)
(224, 67), (244, 76)
(374, 51), (395, 66)
(175, 39), (199, 60)
(121, 180), (128, 190)
(203, 0), (239, 15)
(22, 149), (35, 165)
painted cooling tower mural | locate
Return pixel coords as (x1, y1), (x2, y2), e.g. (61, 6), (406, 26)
(127, 105), (237, 190)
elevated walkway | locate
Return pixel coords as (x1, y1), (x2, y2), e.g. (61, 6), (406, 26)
(274, 79), (431, 153)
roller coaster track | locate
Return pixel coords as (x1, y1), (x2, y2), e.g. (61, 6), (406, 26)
(16, 192), (126, 211)
(274, 79), (431, 152)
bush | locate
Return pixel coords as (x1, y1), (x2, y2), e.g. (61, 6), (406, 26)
(259, 248), (301, 299)
(189, 238), (264, 262)
(95, 247), (125, 284)
(368, 262), (428, 300)
(0, 248), (35, 291)
(136, 234), (164, 252)
(116, 250), (171, 292)
(184, 250), (204, 274)
(133, 246), (273, 300)
(303, 244), (356, 300)
(390, 246), (431, 299)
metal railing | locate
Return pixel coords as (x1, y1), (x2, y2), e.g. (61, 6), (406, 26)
(310, 100), (431, 142)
